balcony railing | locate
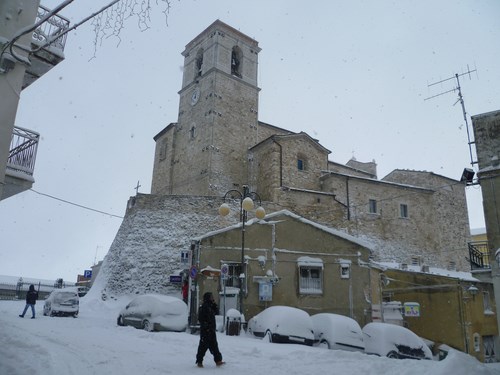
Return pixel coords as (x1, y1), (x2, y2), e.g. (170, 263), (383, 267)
(7, 126), (40, 178)
(32, 5), (70, 53)
(468, 241), (490, 270)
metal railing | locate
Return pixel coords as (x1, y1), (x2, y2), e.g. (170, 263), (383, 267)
(7, 126), (40, 177)
(0, 280), (67, 301)
(32, 5), (70, 52)
(468, 241), (490, 270)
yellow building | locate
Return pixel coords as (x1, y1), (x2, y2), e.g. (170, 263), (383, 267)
(375, 263), (498, 363)
(189, 210), (373, 328)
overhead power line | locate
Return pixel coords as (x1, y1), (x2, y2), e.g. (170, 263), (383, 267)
(29, 189), (124, 219)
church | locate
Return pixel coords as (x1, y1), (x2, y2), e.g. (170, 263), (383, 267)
(150, 19), (470, 271)
(94, 20), (493, 362)
(98, 19), (472, 302)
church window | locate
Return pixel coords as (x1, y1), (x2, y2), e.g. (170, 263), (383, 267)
(159, 139), (167, 161)
(399, 203), (409, 218)
(369, 199), (377, 214)
(231, 46), (242, 78)
(195, 49), (204, 78)
(297, 154), (307, 171)
(190, 126), (196, 139)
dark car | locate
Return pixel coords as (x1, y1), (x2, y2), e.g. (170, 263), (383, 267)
(117, 294), (188, 332)
(248, 306), (314, 346)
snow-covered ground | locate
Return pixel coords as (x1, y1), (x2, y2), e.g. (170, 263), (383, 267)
(1, 293), (498, 375)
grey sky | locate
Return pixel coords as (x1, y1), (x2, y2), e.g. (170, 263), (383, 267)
(0, 0), (498, 281)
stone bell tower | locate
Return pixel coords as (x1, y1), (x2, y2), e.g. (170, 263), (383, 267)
(151, 20), (261, 196)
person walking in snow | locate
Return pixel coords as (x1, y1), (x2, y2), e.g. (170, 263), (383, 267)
(182, 280), (189, 305)
(195, 292), (224, 367)
(19, 284), (39, 319)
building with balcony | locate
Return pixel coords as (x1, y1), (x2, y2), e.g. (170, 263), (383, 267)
(0, 2), (69, 200)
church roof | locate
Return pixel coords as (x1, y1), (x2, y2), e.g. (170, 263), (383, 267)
(250, 131), (331, 154)
(183, 19), (260, 54)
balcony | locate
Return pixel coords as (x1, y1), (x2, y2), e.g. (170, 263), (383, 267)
(22, 4), (70, 90)
(2, 127), (40, 200)
(468, 241), (491, 271)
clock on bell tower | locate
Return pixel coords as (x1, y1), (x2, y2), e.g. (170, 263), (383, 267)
(152, 20), (262, 196)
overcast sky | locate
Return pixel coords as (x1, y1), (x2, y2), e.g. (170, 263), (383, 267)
(1, 0), (498, 282)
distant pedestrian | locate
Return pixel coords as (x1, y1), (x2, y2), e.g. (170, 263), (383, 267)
(19, 284), (38, 319)
(195, 292), (224, 367)
(182, 280), (189, 304)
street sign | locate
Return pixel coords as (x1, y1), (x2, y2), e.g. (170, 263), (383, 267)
(83, 270), (92, 278)
(169, 275), (182, 283)
(189, 265), (198, 279)
(221, 264), (229, 280)
(259, 281), (272, 301)
(404, 302), (420, 317)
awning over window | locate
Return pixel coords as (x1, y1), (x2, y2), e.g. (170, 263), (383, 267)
(297, 256), (323, 269)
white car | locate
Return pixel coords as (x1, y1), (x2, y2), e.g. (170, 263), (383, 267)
(43, 288), (79, 317)
(311, 313), (365, 352)
(362, 322), (432, 360)
(117, 294), (188, 332)
(248, 306), (314, 346)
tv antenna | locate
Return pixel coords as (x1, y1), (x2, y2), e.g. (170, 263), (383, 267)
(424, 65), (478, 167)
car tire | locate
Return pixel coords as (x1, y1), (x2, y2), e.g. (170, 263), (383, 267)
(318, 339), (330, 349)
(143, 319), (153, 332)
(387, 351), (399, 359)
(117, 315), (124, 326)
(265, 330), (273, 343)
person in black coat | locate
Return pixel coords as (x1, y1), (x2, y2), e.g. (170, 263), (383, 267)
(19, 284), (39, 319)
(195, 292), (224, 367)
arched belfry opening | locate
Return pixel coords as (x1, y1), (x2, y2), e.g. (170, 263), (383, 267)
(231, 46), (242, 78)
(195, 48), (204, 78)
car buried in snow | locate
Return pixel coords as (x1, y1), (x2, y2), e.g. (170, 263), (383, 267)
(311, 313), (365, 352)
(247, 306), (314, 346)
(117, 294), (188, 332)
(43, 288), (79, 317)
(362, 322), (432, 360)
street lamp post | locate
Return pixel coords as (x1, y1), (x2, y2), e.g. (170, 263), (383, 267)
(219, 185), (265, 315)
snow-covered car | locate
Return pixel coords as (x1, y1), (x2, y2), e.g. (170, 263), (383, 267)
(43, 288), (79, 317)
(247, 306), (314, 346)
(311, 313), (365, 352)
(362, 322), (432, 360)
(117, 294), (188, 332)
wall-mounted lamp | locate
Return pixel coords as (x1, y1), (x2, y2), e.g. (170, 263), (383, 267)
(467, 285), (479, 296)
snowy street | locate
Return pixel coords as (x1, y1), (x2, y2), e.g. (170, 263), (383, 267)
(0, 296), (498, 375)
